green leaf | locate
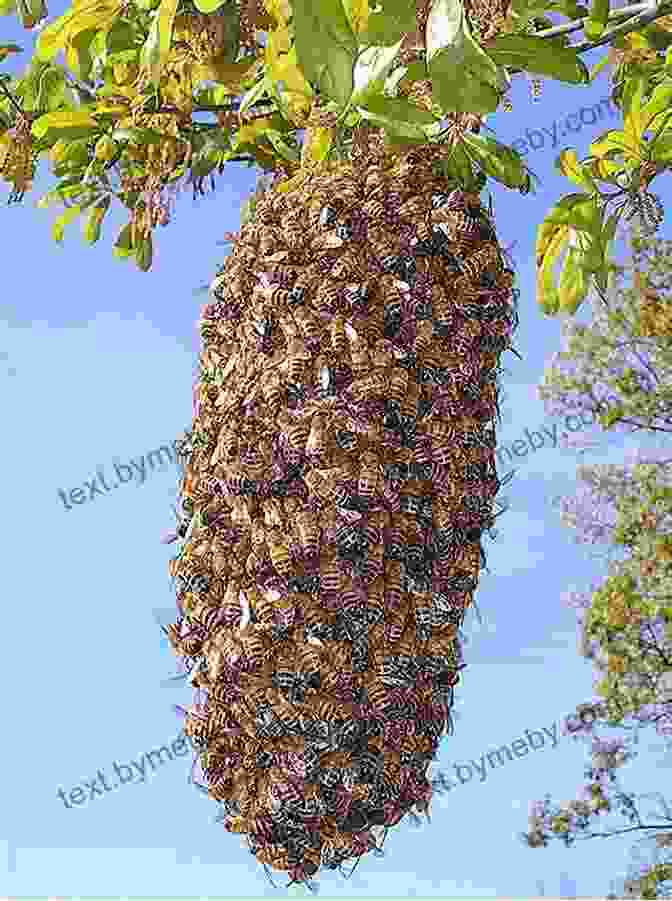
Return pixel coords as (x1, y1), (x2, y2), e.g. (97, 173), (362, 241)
(427, 0), (506, 116)
(238, 73), (273, 117)
(351, 40), (404, 107)
(106, 20), (138, 58)
(82, 195), (110, 244)
(640, 82), (672, 135)
(485, 34), (589, 83)
(0, 0), (17, 14)
(31, 109), (99, 143)
(558, 244), (588, 313)
(140, 0), (179, 89)
(584, 0), (609, 42)
(589, 53), (611, 81)
(35, 67), (67, 111)
(192, 0), (225, 11)
(358, 0), (417, 46)
(135, 232), (153, 271)
(211, 3), (240, 63)
(291, 0), (357, 109)
(265, 129), (301, 161)
(463, 132), (531, 190)
(649, 132), (672, 164)
(113, 221), (135, 258)
(67, 26), (98, 81)
(359, 94), (437, 124)
(51, 204), (84, 243)
(442, 140), (476, 186)
(555, 148), (598, 192)
(536, 224), (569, 314)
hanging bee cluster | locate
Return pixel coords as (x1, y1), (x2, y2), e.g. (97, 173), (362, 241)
(166, 143), (517, 889)
(0, 113), (37, 204)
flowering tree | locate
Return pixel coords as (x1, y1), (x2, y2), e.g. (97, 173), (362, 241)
(522, 226), (672, 898)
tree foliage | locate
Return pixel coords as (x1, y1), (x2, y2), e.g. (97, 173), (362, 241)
(523, 227), (672, 898)
(0, 0), (672, 314)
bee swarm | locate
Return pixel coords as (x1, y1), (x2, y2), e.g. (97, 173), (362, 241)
(167, 144), (517, 886)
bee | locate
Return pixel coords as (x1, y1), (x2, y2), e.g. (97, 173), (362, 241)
(305, 412), (329, 461)
(289, 305), (320, 345)
(356, 451), (380, 506)
(312, 695), (345, 726)
(330, 250), (360, 280)
(240, 629), (271, 671)
(266, 527), (294, 578)
(282, 216), (306, 249)
(330, 314), (347, 357)
(527, 74), (543, 102)
(295, 508), (321, 561)
(282, 418), (310, 451)
(460, 244), (501, 282)
(316, 280), (343, 313)
(348, 370), (388, 402)
(412, 319), (434, 360)
(346, 328), (371, 378)
(365, 170), (387, 194)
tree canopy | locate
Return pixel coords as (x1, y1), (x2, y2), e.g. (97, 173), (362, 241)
(0, 0), (672, 316)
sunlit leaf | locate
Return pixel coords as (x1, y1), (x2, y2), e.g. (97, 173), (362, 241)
(556, 148), (597, 192)
(485, 34), (589, 83)
(51, 203), (84, 243)
(31, 109), (99, 142)
(82, 194), (110, 244)
(291, 0), (357, 108)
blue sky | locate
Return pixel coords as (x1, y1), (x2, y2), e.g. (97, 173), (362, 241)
(1, 4), (671, 895)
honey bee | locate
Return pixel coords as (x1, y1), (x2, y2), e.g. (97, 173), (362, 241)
(348, 370), (388, 402)
(283, 418), (310, 451)
(312, 695), (345, 725)
(357, 451), (380, 505)
(305, 412), (329, 460)
(282, 216), (306, 249)
(291, 305), (321, 343)
(365, 170), (387, 194)
(267, 529), (293, 577)
(301, 468), (328, 503)
(330, 314), (347, 357)
(460, 244), (501, 282)
(385, 366), (409, 410)
(295, 509), (321, 560)
(346, 327), (371, 376)
(240, 629), (271, 670)
(413, 319), (435, 358)
(362, 198), (386, 221)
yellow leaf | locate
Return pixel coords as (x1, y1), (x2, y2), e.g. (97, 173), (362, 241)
(624, 77), (646, 147)
(300, 126), (334, 165)
(266, 36), (314, 98)
(590, 129), (641, 159)
(558, 245), (588, 314)
(535, 219), (561, 268)
(262, 0), (290, 25)
(536, 225), (570, 314)
(91, 103), (130, 116)
(31, 109), (99, 140)
(342, 0), (369, 35)
(557, 148), (596, 192)
(594, 158), (623, 180)
(36, 0), (121, 62)
(236, 116), (274, 145)
(49, 138), (70, 164)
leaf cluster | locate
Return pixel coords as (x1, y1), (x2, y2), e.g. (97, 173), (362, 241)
(0, 0), (669, 282)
